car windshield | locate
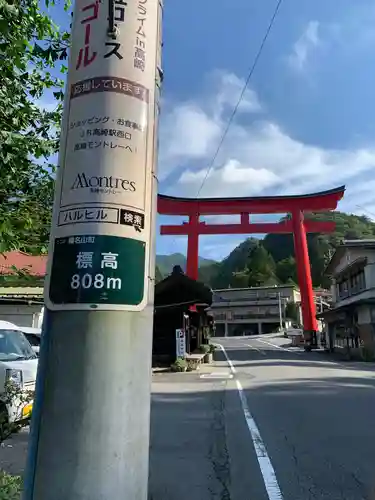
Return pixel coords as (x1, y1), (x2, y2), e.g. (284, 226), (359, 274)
(23, 333), (41, 347)
(0, 329), (37, 361)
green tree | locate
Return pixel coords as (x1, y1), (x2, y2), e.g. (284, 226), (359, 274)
(231, 270), (251, 288)
(275, 256), (297, 284)
(198, 262), (220, 286)
(158, 213), (375, 291)
(155, 265), (163, 283)
(211, 238), (259, 289)
(0, 0), (69, 253)
(285, 301), (299, 322)
(246, 244), (277, 287)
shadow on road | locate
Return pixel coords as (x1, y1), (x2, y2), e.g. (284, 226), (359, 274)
(150, 359), (375, 500)
(3, 347), (375, 500)
(216, 346), (375, 374)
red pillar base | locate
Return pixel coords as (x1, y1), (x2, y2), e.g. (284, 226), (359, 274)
(303, 331), (318, 351)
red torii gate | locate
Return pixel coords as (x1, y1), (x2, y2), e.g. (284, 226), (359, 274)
(157, 185), (345, 347)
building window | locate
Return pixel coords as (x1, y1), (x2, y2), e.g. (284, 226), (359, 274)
(239, 308), (260, 319)
(336, 268), (366, 300)
(214, 313), (226, 321)
(337, 280), (349, 299)
(358, 270), (366, 290)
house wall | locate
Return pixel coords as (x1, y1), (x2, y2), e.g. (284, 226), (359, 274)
(332, 247), (375, 307)
(333, 247), (375, 276)
(0, 304), (44, 328)
(358, 305), (371, 325)
(357, 305), (375, 356)
(210, 286), (301, 336)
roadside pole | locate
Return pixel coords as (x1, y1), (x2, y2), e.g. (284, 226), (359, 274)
(278, 292), (283, 332)
(23, 0), (163, 499)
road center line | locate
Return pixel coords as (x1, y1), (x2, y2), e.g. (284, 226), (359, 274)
(218, 344), (284, 500)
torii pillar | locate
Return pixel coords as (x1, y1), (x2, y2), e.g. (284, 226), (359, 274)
(186, 213), (199, 280)
(291, 210), (318, 344)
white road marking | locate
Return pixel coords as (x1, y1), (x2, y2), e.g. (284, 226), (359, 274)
(250, 340), (343, 368)
(244, 343), (267, 356)
(218, 344), (284, 500)
(221, 333), (283, 340)
(200, 372), (233, 379)
(256, 339), (298, 352)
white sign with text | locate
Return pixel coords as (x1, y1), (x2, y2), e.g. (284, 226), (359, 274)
(45, 0), (162, 312)
(175, 329), (186, 358)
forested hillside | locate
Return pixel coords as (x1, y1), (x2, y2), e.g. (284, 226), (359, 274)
(157, 212), (375, 288)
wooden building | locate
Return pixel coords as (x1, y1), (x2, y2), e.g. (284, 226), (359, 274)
(153, 266), (213, 365)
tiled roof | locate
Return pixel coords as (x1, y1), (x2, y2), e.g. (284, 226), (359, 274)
(0, 251), (47, 277)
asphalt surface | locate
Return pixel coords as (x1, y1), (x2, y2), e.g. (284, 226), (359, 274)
(3, 335), (375, 500)
(215, 334), (375, 500)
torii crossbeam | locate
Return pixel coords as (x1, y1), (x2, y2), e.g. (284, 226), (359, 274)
(157, 185), (345, 348)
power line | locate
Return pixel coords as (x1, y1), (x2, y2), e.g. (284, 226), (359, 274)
(155, 298), (206, 310)
(356, 204), (375, 220)
(195, 0), (284, 198)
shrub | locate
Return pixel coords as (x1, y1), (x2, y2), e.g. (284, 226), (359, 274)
(0, 471), (22, 500)
(186, 360), (195, 372)
(0, 382), (33, 443)
(170, 357), (187, 372)
(199, 344), (210, 354)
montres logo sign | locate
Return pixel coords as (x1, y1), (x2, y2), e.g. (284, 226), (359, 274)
(71, 173), (136, 192)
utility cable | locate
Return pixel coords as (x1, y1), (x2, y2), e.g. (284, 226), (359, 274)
(195, 0), (284, 198)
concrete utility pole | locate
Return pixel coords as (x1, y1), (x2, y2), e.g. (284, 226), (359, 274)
(23, 1), (163, 499)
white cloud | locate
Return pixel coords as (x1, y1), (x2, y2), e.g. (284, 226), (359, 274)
(179, 159), (280, 198)
(211, 70), (262, 117)
(158, 69), (375, 218)
(159, 103), (221, 173)
(158, 71), (262, 180)
(287, 21), (321, 72)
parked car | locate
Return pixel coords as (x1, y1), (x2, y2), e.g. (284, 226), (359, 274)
(284, 325), (304, 338)
(0, 321), (38, 439)
(19, 327), (42, 355)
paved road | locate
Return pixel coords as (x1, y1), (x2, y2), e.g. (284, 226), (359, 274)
(3, 335), (375, 500)
(216, 334), (375, 500)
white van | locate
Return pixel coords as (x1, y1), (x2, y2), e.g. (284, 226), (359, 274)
(18, 326), (42, 355)
(0, 321), (38, 438)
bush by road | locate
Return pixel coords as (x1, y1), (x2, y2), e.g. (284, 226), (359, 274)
(0, 471), (22, 500)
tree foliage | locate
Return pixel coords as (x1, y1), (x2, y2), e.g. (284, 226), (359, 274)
(0, 471), (22, 500)
(0, 0), (69, 253)
(155, 265), (163, 284)
(275, 256), (297, 285)
(192, 211), (375, 289)
(285, 301), (299, 322)
(246, 244), (277, 287)
(210, 238), (259, 289)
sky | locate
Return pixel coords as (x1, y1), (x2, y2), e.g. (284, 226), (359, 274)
(47, 0), (375, 261)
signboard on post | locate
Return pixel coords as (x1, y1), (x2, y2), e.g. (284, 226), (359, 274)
(45, 0), (162, 311)
(176, 329), (186, 358)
